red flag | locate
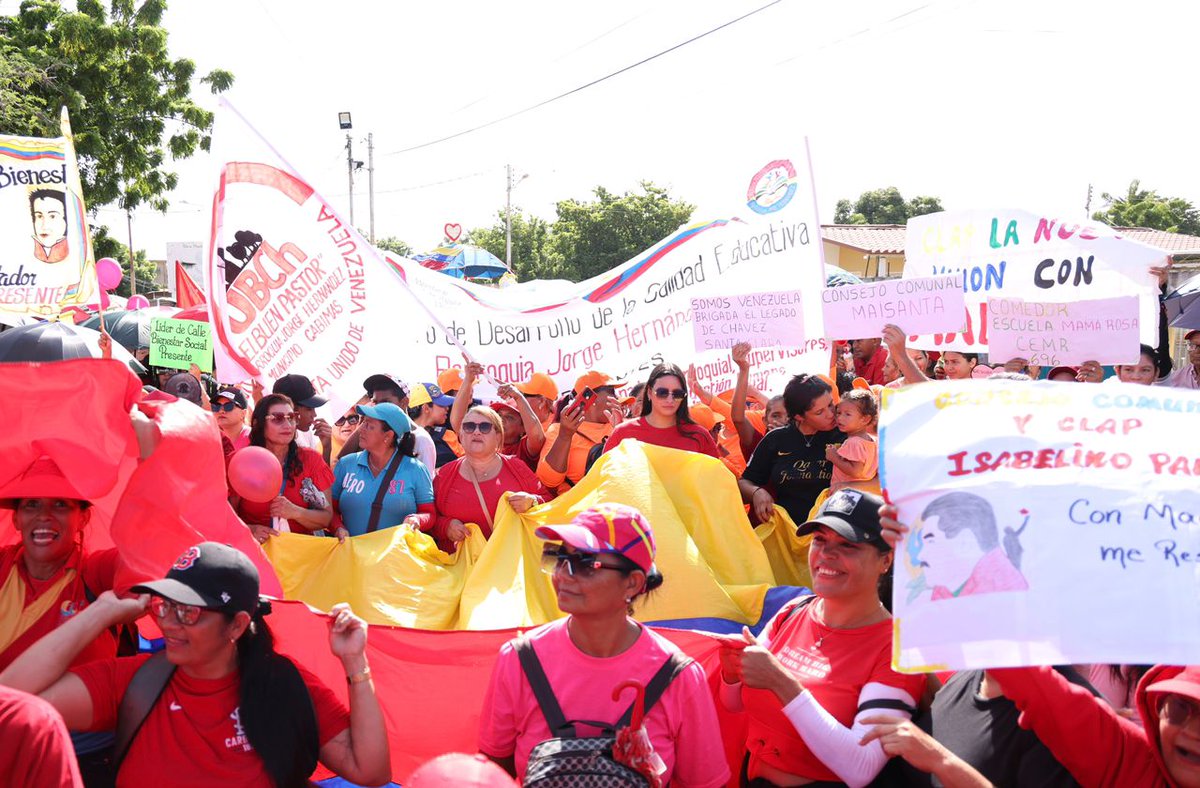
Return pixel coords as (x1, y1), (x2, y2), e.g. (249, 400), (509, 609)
(174, 260), (206, 308)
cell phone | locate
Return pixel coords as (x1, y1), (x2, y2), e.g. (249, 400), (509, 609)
(576, 387), (598, 413)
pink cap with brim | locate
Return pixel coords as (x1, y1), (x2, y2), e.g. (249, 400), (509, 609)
(408, 753), (517, 787)
(489, 401), (520, 417)
(535, 503), (656, 574)
(0, 456), (88, 508)
(1146, 666), (1200, 702)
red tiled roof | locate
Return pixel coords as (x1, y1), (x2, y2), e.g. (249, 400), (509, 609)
(1114, 227), (1200, 254)
(820, 225), (906, 255)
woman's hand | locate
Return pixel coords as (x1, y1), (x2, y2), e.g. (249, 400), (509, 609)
(859, 715), (949, 773)
(446, 519), (469, 543)
(825, 444), (842, 463)
(559, 401), (585, 435)
(402, 514), (423, 531)
(882, 324), (907, 355)
(496, 383), (523, 402)
(506, 491), (540, 514)
(879, 503), (908, 549)
(715, 634), (748, 683)
(751, 486), (775, 523)
(98, 330), (113, 360)
(327, 602), (368, 660)
(604, 403), (623, 429)
(92, 591), (150, 627)
(737, 626), (803, 703)
(334, 526), (350, 544)
(731, 341), (752, 371)
(464, 361), (485, 385)
(249, 523), (276, 544)
(1077, 360), (1104, 383)
(269, 495), (300, 520)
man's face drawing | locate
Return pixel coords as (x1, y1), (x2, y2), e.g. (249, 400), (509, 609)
(32, 196), (67, 247)
(918, 515), (983, 592)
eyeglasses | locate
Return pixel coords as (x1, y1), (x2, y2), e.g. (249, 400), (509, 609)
(335, 414), (361, 427)
(540, 547), (625, 578)
(150, 596), (205, 626)
(1158, 694), (1200, 727)
(212, 401), (241, 413)
(266, 413), (298, 424)
(652, 387), (686, 401)
(460, 421), (494, 434)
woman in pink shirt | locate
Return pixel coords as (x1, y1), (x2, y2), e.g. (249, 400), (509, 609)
(478, 504), (730, 786)
(604, 363), (720, 458)
(432, 406), (546, 550)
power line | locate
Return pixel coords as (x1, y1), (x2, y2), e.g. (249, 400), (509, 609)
(380, 0), (783, 158)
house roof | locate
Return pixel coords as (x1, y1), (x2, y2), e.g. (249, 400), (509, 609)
(820, 224), (906, 255)
(1114, 227), (1200, 255)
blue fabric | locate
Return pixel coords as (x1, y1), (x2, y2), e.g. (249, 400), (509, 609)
(647, 585), (811, 637)
(333, 451), (434, 536)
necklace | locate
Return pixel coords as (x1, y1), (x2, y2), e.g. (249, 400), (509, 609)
(464, 455), (502, 482)
(811, 599), (887, 649)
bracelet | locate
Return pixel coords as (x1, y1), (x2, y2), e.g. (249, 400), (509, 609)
(346, 667), (372, 685)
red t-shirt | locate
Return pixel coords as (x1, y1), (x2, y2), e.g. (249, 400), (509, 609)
(236, 447), (335, 534)
(0, 684), (82, 787)
(603, 418), (720, 458)
(853, 346), (889, 386)
(72, 654), (350, 788)
(0, 546), (119, 672)
(432, 456), (548, 543)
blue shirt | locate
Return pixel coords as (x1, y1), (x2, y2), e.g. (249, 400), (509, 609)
(332, 450), (434, 536)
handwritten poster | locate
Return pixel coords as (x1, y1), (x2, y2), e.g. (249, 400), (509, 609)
(821, 274), (964, 339)
(150, 317), (213, 372)
(902, 210), (1161, 355)
(987, 295), (1140, 366)
(881, 379), (1200, 671)
(691, 291), (804, 351)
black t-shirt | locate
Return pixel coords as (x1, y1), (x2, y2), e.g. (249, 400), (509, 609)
(428, 425), (458, 468)
(901, 669), (1085, 788)
(741, 424), (843, 523)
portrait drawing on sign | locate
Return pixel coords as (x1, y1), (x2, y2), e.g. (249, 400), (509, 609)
(30, 188), (69, 264)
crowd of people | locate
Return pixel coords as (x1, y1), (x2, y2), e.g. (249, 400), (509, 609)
(1, 262), (1198, 787)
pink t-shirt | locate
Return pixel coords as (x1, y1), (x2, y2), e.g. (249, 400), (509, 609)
(478, 618), (730, 787)
(829, 435), (878, 491)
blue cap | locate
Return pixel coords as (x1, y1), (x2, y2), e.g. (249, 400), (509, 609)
(356, 402), (413, 438)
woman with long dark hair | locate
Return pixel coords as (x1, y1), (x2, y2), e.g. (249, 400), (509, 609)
(603, 363), (719, 458)
(0, 541), (390, 788)
(235, 394), (334, 541)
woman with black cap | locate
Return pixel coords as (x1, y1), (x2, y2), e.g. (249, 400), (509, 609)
(0, 542), (390, 788)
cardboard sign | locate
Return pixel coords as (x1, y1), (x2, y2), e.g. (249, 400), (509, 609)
(987, 295), (1140, 366)
(821, 274), (964, 339)
(691, 291), (805, 351)
(881, 379), (1200, 671)
(150, 317), (213, 372)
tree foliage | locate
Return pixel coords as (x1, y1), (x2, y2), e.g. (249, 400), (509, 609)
(91, 225), (159, 296)
(467, 182), (695, 282)
(374, 236), (414, 257)
(833, 187), (944, 225)
(1, 0), (234, 212)
(1092, 180), (1200, 236)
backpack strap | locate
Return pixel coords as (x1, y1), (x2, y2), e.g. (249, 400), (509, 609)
(616, 652), (693, 728)
(366, 450), (403, 534)
(515, 637), (575, 738)
(113, 652), (176, 770)
(775, 593), (818, 629)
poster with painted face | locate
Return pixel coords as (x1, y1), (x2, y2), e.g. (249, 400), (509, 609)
(881, 379), (1200, 672)
(0, 110), (98, 322)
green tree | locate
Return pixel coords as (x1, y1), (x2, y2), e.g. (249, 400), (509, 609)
(1, 0), (234, 213)
(467, 210), (557, 281)
(375, 236), (413, 257)
(1093, 180), (1200, 236)
(91, 225), (159, 297)
(833, 187), (944, 224)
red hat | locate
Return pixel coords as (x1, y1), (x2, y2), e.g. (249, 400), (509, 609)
(0, 456), (88, 508)
(1185, 329), (1200, 342)
(536, 504), (656, 573)
(515, 372), (558, 401)
(1047, 365), (1079, 381)
(488, 400), (520, 418)
(1145, 666), (1200, 703)
(408, 753), (517, 787)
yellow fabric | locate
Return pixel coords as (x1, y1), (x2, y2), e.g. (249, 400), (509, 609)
(754, 508), (813, 590)
(266, 441), (793, 630)
(0, 564), (74, 655)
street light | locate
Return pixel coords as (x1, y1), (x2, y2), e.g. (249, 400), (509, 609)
(338, 112), (353, 130)
(340, 113), (355, 224)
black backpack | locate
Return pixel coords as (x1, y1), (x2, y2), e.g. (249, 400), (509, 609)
(516, 636), (692, 787)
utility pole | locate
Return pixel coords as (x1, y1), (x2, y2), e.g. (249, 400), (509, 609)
(1085, 183), (1093, 216)
(505, 164), (513, 266)
(367, 133), (376, 244)
(126, 207), (136, 297)
(345, 133), (355, 226)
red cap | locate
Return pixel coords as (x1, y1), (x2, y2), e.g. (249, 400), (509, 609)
(1047, 365), (1079, 381)
(515, 372), (559, 401)
(536, 504), (656, 573)
(488, 400), (520, 418)
(407, 753), (517, 787)
(0, 456), (88, 508)
(1146, 666), (1200, 703)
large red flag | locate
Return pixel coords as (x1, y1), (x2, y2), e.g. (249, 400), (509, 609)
(173, 260), (206, 308)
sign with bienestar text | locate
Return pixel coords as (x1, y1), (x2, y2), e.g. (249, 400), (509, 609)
(986, 295), (1140, 366)
(820, 274), (964, 339)
(150, 317), (213, 372)
(902, 210), (1160, 356)
(691, 291), (804, 351)
(881, 379), (1200, 672)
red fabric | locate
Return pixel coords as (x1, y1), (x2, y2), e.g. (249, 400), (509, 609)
(0, 546), (118, 671)
(72, 652), (349, 788)
(236, 447), (335, 534)
(501, 436), (539, 471)
(604, 419), (720, 459)
(432, 456), (547, 542)
(0, 684), (83, 787)
(853, 347), (889, 386)
(174, 260), (207, 309)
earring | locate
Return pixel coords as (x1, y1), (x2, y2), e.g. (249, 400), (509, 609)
(624, 596), (633, 604)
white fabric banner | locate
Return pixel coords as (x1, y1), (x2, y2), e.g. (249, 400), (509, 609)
(881, 379), (1200, 671)
(206, 100), (829, 411)
(902, 210), (1161, 355)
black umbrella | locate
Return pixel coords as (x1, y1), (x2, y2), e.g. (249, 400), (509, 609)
(0, 321), (146, 375)
(80, 306), (181, 353)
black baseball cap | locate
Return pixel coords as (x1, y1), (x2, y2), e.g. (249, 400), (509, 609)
(362, 373), (409, 399)
(272, 373), (327, 408)
(214, 388), (248, 409)
(797, 489), (887, 547)
(132, 542), (261, 614)
(164, 372), (202, 406)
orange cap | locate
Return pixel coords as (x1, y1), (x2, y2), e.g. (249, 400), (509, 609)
(689, 403), (725, 431)
(437, 367), (464, 393)
(573, 370), (623, 395)
(515, 372), (559, 401)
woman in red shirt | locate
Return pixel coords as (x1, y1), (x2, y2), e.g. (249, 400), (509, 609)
(433, 406), (546, 550)
(235, 394), (335, 540)
(604, 363), (719, 459)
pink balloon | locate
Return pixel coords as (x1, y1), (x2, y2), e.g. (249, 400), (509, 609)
(227, 447), (283, 504)
(96, 258), (122, 291)
(127, 294), (150, 310)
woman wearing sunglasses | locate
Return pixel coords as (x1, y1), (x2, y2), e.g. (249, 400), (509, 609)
(0, 541), (390, 788)
(603, 363), (720, 459)
(235, 394), (335, 541)
(431, 406), (547, 551)
(478, 504), (730, 785)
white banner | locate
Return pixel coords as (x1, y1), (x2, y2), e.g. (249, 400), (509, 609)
(206, 101), (829, 411)
(902, 210), (1161, 355)
(881, 379), (1200, 671)
(0, 109), (98, 322)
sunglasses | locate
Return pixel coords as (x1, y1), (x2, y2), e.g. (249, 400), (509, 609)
(652, 386), (686, 401)
(335, 414), (361, 427)
(151, 596), (206, 626)
(212, 401), (242, 413)
(1159, 694), (1200, 727)
(266, 412), (297, 424)
(460, 421), (494, 434)
(540, 547), (625, 578)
